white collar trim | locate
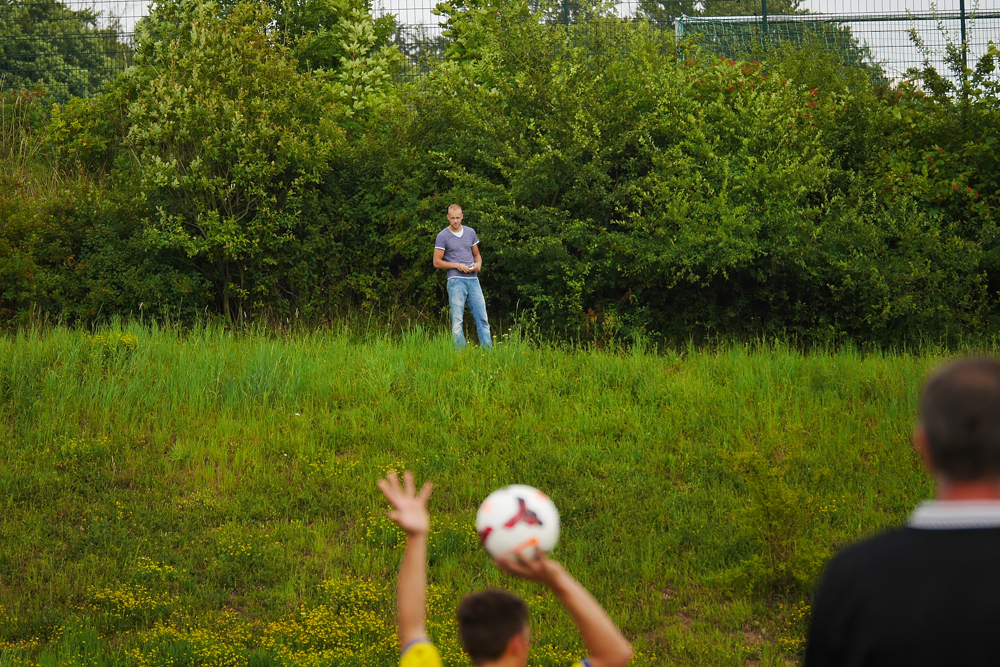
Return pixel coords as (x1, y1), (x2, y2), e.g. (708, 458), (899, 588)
(909, 500), (1000, 529)
(448, 227), (464, 237)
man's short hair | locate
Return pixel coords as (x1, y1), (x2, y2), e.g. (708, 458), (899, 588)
(448, 204), (462, 214)
(920, 357), (1000, 481)
(456, 589), (528, 663)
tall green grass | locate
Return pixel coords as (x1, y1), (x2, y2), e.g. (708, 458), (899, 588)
(0, 89), (63, 198)
(0, 325), (945, 666)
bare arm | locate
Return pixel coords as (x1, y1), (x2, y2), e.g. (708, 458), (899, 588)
(497, 554), (633, 667)
(433, 247), (472, 273)
(471, 244), (482, 272)
(378, 471), (434, 649)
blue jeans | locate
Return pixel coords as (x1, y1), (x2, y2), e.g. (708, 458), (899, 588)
(447, 278), (492, 349)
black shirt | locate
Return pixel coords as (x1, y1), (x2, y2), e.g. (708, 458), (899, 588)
(805, 526), (1000, 666)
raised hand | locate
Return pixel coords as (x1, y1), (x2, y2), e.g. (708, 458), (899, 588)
(378, 471), (434, 648)
(495, 549), (564, 588)
(377, 470), (433, 536)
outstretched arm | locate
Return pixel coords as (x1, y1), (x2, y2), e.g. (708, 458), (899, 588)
(497, 553), (633, 667)
(378, 471), (434, 649)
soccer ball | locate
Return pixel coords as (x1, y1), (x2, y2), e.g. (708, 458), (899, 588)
(476, 485), (560, 560)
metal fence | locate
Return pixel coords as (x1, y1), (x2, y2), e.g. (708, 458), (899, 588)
(1, 0), (998, 100)
(1, 0), (138, 100)
(384, 0), (1000, 78)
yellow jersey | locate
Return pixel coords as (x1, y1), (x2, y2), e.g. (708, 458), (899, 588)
(399, 641), (442, 667)
(400, 640), (590, 667)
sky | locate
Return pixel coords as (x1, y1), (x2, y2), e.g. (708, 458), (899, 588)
(74, 0), (1000, 78)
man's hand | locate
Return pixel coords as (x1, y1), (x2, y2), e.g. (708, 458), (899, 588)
(495, 550), (564, 588)
(378, 470), (433, 536)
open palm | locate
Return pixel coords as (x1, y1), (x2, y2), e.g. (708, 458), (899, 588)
(377, 470), (433, 535)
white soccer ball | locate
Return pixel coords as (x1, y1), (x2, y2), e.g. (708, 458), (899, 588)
(476, 484), (560, 560)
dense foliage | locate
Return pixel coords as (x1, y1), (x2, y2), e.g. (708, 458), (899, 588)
(1, 0), (999, 344)
(0, 0), (128, 101)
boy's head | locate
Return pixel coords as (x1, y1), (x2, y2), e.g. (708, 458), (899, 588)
(457, 589), (529, 665)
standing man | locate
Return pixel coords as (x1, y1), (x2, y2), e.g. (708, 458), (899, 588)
(433, 205), (492, 349)
(805, 357), (1000, 666)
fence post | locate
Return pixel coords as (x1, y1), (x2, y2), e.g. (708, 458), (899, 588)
(563, 0), (569, 34)
(959, 0), (968, 72)
(761, 0), (768, 38)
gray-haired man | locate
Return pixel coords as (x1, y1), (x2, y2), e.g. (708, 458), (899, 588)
(806, 357), (1000, 666)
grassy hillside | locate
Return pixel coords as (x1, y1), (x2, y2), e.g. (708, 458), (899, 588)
(0, 326), (943, 666)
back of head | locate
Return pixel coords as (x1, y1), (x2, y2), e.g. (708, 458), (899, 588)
(457, 589), (528, 664)
(920, 357), (1000, 481)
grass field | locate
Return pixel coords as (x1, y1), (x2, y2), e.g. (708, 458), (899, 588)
(0, 325), (946, 666)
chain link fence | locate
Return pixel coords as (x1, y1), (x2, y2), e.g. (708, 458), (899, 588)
(1, 0), (998, 98)
(674, 2), (1000, 78)
(383, 0), (1000, 78)
(1, 0), (139, 99)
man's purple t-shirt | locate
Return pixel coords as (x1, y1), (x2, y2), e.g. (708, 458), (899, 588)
(434, 226), (479, 279)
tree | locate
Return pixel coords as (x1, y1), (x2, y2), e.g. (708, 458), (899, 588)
(119, 0), (397, 321)
(266, 0), (397, 74)
(637, 0), (804, 28)
(390, 24), (449, 76)
(0, 0), (129, 101)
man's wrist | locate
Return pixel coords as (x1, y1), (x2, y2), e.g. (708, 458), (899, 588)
(540, 561), (571, 592)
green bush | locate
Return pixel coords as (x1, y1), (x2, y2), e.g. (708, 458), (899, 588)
(0, 182), (203, 324)
(880, 43), (1000, 298)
